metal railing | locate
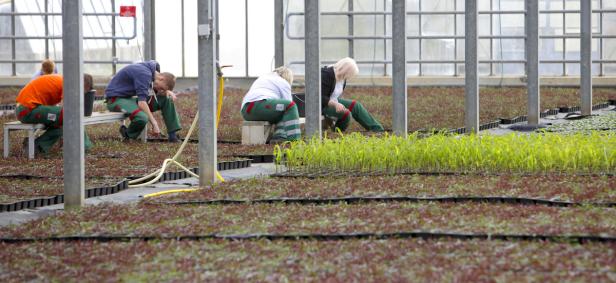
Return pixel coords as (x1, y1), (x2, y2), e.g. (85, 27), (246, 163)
(284, 3), (616, 76)
(0, 0), (137, 76)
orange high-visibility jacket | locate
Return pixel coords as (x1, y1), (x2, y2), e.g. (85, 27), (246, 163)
(16, 74), (63, 109)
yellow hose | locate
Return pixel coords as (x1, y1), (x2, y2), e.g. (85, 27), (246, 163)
(142, 188), (199, 198)
(216, 75), (224, 128)
(129, 74), (228, 188)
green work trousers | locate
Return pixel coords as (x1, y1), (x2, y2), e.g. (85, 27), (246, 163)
(16, 105), (92, 153)
(106, 95), (182, 139)
(241, 99), (301, 141)
(323, 98), (384, 132)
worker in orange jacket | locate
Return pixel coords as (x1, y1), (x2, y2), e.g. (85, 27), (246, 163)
(15, 74), (93, 154)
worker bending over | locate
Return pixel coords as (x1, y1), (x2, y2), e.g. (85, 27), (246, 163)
(105, 60), (181, 142)
(15, 74), (93, 154)
(241, 66), (300, 142)
(321, 57), (384, 132)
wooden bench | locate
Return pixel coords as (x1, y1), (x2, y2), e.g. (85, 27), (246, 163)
(3, 111), (147, 159)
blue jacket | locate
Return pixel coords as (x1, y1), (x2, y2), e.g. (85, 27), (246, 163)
(105, 60), (160, 101)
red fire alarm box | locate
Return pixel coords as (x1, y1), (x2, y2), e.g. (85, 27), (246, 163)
(119, 6), (136, 17)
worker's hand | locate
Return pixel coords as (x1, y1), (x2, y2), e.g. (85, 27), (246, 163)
(150, 131), (163, 139)
(151, 123), (161, 136)
(166, 90), (177, 102)
(335, 102), (347, 114)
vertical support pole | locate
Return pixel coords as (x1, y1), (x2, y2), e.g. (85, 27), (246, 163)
(418, 0), (422, 76)
(599, 0), (604, 76)
(11, 0), (16, 76)
(44, 0), (49, 59)
(526, 0), (540, 125)
(392, 0), (407, 136)
(305, 0), (322, 139)
(454, 0), (459, 76)
(489, 0), (494, 76)
(347, 0), (354, 58)
(151, 0), (156, 60)
(382, 0), (387, 75)
(245, 0), (249, 76)
(215, 0), (220, 61)
(562, 0), (566, 76)
(580, 0), (592, 116)
(112, 0), (117, 74)
(62, 0), (85, 210)
(143, 0), (153, 60)
(275, 0), (285, 67)
(198, 0), (217, 185)
(465, 0), (479, 133)
(181, 0), (186, 77)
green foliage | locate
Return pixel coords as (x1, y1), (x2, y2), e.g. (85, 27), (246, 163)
(279, 132), (616, 174)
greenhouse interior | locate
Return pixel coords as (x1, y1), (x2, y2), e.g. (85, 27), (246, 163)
(0, 0), (615, 281)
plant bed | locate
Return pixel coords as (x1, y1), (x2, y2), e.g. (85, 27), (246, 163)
(1, 239), (614, 282)
(3, 201), (615, 238)
(0, 158), (251, 212)
(279, 132), (616, 175)
(179, 86), (616, 139)
(153, 175), (616, 204)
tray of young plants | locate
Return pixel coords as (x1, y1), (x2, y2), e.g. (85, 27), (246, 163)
(1, 239), (614, 282)
(542, 111), (616, 133)
(275, 132), (615, 176)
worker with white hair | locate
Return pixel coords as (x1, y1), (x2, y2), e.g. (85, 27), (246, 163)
(321, 57), (384, 132)
(241, 66), (301, 142)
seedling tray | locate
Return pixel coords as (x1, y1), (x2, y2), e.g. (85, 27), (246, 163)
(0, 159), (252, 212)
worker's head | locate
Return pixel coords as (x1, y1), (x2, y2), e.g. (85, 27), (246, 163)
(83, 73), (93, 93)
(274, 66), (293, 85)
(333, 57), (359, 81)
(41, 59), (55, 75)
(153, 72), (176, 93)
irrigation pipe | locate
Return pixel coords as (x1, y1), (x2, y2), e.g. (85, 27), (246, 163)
(1, 232), (613, 244)
(146, 196), (616, 208)
(142, 188), (200, 199)
(129, 69), (230, 188)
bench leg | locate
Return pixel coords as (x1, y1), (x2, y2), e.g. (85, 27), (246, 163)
(28, 129), (35, 159)
(3, 128), (9, 158)
(139, 124), (147, 142)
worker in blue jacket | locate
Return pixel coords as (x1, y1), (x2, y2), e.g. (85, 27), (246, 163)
(105, 60), (182, 142)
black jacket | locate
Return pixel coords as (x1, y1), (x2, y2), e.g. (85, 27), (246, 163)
(320, 66), (346, 109)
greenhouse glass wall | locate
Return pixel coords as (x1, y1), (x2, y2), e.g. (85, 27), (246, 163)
(1, 0), (615, 78)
